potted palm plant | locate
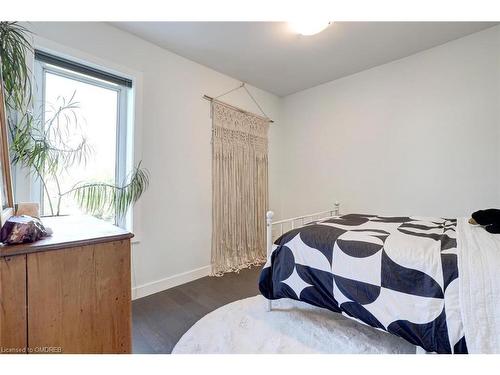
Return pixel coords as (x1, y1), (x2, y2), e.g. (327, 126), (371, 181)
(0, 22), (149, 221)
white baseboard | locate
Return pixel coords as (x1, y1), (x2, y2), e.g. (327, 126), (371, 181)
(132, 265), (211, 300)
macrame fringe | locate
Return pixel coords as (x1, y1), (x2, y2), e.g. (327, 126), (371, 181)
(211, 101), (269, 277)
(210, 257), (267, 277)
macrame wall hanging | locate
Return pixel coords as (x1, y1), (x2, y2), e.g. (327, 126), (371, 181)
(204, 83), (273, 276)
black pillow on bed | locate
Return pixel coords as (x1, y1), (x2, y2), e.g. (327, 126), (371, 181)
(471, 209), (500, 234)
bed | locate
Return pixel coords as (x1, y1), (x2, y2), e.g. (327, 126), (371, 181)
(258, 203), (500, 354)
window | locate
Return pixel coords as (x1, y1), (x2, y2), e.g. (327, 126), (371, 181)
(33, 51), (132, 226)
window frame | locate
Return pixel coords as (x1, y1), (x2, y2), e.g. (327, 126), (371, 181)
(33, 56), (130, 228)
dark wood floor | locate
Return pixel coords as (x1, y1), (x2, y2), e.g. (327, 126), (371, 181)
(132, 266), (262, 353)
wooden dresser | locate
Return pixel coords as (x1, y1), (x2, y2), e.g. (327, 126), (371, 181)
(0, 215), (133, 354)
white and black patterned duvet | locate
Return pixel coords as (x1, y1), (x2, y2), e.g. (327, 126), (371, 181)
(259, 214), (467, 354)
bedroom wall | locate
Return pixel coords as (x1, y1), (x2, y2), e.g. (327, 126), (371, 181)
(279, 25), (500, 219)
(20, 22), (283, 299)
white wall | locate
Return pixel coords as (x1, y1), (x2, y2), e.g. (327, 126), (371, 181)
(22, 22), (283, 299)
(279, 25), (500, 219)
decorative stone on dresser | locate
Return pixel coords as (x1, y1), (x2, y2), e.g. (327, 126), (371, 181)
(0, 215), (133, 354)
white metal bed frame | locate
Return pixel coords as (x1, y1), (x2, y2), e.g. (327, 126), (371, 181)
(265, 202), (340, 311)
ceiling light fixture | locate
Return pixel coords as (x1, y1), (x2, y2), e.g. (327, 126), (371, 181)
(288, 20), (332, 36)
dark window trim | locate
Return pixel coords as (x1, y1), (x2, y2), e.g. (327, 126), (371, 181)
(35, 50), (133, 88)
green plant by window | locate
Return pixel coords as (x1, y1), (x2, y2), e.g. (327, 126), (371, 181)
(0, 22), (149, 220)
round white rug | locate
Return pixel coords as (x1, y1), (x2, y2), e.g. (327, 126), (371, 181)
(172, 295), (416, 354)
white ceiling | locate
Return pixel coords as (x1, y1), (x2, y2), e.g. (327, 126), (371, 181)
(111, 22), (497, 96)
